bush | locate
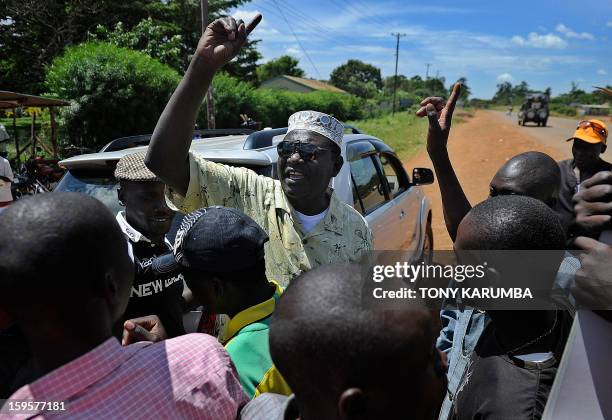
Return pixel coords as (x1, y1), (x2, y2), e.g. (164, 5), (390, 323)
(45, 42), (180, 149)
(550, 103), (577, 117)
(252, 89), (365, 127)
(202, 76), (367, 128)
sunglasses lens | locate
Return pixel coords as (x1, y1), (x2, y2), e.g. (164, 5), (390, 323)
(300, 143), (318, 160)
(277, 142), (293, 157)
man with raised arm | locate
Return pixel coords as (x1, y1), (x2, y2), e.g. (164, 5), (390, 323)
(146, 14), (372, 286)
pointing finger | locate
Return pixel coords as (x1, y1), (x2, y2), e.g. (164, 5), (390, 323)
(245, 13), (263, 35)
(443, 82), (461, 123)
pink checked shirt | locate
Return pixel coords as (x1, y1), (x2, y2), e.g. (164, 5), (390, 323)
(2, 334), (248, 419)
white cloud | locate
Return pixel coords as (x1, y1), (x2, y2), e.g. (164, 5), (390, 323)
(607, 21), (612, 27)
(497, 73), (513, 82)
(598, 69), (608, 75)
(555, 23), (594, 40)
(511, 32), (567, 49)
(285, 46), (302, 57)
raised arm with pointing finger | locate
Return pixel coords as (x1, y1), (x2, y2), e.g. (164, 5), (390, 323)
(145, 12), (372, 286)
(146, 14), (262, 194)
(416, 83), (471, 242)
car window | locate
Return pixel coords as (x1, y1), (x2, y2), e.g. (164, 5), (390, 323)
(349, 154), (386, 215)
(55, 170), (122, 215)
(380, 153), (409, 198)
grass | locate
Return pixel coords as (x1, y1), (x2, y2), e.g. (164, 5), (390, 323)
(0, 116), (56, 161)
(347, 108), (474, 161)
(347, 111), (429, 161)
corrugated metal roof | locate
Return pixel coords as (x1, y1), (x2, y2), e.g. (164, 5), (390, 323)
(0, 91), (69, 109)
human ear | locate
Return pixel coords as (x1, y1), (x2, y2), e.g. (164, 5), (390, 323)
(338, 388), (366, 420)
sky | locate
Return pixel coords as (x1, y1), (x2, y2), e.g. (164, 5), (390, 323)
(230, 0), (612, 99)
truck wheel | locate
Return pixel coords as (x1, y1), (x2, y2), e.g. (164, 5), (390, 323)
(542, 118), (547, 127)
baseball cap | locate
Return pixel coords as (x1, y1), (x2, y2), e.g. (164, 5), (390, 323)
(154, 206), (269, 275)
(567, 119), (608, 145)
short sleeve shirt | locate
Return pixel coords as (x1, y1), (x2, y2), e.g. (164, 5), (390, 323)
(166, 152), (373, 286)
(0, 157), (14, 202)
(221, 282), (291, 399)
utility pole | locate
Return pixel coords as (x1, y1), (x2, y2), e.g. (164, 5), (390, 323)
(391, 32), (406, 115)
(201, 0), (216, 129)
(425, 63), (431, 80)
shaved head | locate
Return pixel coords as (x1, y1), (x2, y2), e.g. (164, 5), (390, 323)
(490, 151), (560, 207)
(457, 195), (565, 251)
(270, 264), (445, 419)
(0, 193), (133, 323)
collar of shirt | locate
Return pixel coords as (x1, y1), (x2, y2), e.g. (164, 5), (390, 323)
(116, 211), (151, 243)
(116, 211), (172, 248)
(274, 187), (345, 238)
(221, 281), (283, 344)
(8, 338), (150, 411)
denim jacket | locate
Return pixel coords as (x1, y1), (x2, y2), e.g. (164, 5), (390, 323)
(436, 308), (489, 420)
(435, 253), (579, 420)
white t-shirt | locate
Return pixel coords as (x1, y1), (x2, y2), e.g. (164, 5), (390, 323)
(294, 208), (329, 234)
(0, 157), (13, 202)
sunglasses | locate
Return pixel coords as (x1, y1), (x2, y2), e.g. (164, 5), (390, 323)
(578, 120), (608, 139)
(277, 141), (330, 161)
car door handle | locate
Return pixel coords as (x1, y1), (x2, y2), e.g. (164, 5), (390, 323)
(399, 210), (405, 219)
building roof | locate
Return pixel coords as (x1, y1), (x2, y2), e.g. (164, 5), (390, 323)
(0, 91), (70, 109)
(265, 75), (347, 94)
(579, 104), (610, 109)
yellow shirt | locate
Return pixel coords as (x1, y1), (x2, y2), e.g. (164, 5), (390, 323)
(166, 152), (373, 286)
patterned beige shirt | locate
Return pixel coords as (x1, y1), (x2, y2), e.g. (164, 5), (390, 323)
(166, 152), (373, 286)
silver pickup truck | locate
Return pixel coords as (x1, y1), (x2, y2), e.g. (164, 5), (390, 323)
(55, 126), (434, 259)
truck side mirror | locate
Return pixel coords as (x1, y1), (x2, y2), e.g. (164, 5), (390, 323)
(412, 168), (434, 186)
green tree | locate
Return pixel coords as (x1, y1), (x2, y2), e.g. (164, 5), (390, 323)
(1, 0), (256, 93)
(493, 81), (514, 104)
(256, 55), (305, 83)
(1, 0), (153, 93)
(512, 81), (530, 99)
(45, 42), (180, 148)
(91, 18), (184, 71)
(329, 59), (382, 98)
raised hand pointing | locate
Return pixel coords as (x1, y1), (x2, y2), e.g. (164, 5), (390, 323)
(196, 13), (263, 70)
(416, 82), (462, 155)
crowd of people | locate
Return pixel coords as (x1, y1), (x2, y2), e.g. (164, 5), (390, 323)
(1, 11), (611, 420)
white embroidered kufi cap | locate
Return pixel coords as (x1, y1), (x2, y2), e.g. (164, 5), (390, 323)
(287, 110), (344, 147)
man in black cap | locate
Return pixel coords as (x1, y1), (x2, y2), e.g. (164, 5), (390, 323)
(114, 151), (185, 337)
(123, 206), (291, 399)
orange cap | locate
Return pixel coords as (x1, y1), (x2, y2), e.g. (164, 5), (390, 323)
(567, 119), (608, 145)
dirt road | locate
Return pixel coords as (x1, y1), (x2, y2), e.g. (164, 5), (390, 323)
(403, 109), (582, 250)
(492, 111), (612, 162)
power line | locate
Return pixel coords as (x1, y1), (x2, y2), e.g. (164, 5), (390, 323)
(271, 0), (322, 79)
(259, 0), (362, 47)
(391, 32), (406, 115)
